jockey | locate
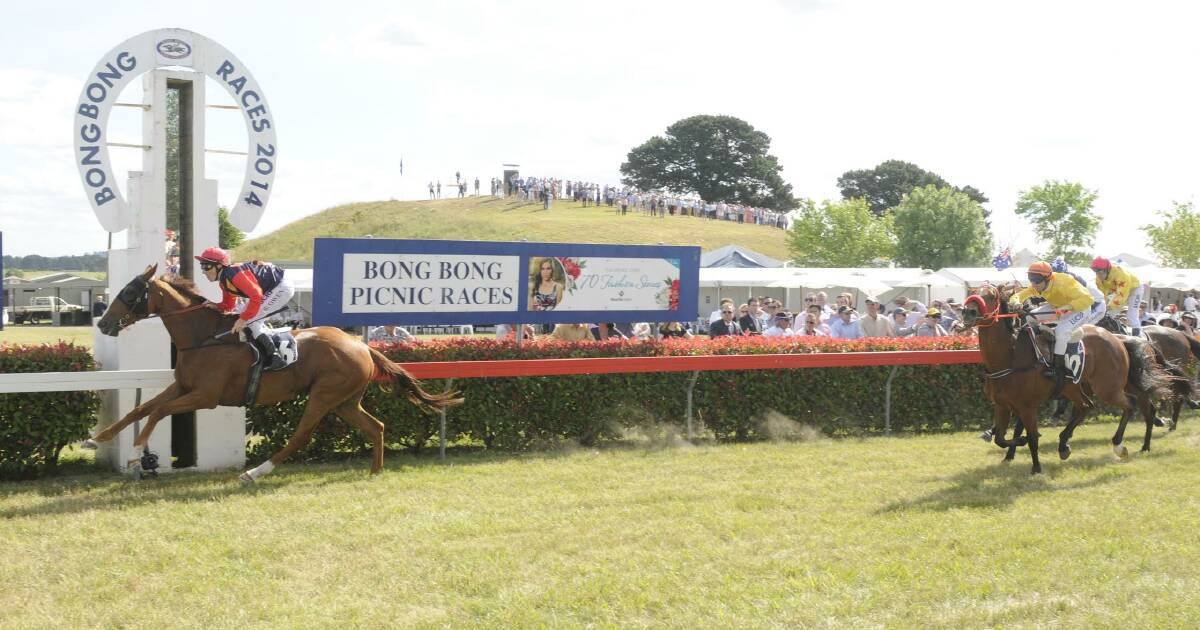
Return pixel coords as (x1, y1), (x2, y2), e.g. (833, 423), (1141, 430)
(1010, 260), (1105, 394)
(195, 247), (295, 370)
(1051, 256), (1105, 308)
(1090, 256), (1143, 337)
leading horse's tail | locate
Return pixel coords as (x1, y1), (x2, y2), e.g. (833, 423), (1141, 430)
(368, 347), (463, 412)
(1124, 337), (1180, 400)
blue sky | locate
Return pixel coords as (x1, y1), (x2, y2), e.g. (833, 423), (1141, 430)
(2, 0), (1199, 261)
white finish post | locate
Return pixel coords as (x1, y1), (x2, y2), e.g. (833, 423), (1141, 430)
(79, 29), (277, 473)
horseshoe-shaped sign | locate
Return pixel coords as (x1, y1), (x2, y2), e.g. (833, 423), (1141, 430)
(73, 28), (277, 233)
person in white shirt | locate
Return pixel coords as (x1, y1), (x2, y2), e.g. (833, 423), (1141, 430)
(798, 312), (827, 337)
(1185, 292), (1198, 313)
(763, 312), (796, 337)
(806, 304), (832, 335)
(369, 325), (418, 343)
(858, 296), (895, 337)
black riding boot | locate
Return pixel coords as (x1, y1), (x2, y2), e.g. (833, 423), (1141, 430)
(1050, 354), (1066, 398)
(254, 333), (284, 370)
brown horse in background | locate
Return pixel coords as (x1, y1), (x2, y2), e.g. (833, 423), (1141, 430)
(961, 285), (1173, 474)
(91, 266), (461, 482)
(1096, 316), (1200, 430)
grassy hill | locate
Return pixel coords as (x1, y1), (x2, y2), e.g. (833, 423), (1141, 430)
(235, 196), (792, 263)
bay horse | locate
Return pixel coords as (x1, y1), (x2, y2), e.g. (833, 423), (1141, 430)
(960, 285), (1172, 473)
(90, 265), (461, 482)
(1097, 316), (1200, 430)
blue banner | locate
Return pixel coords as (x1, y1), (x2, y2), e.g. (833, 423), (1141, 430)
(311, 238), (701, 327)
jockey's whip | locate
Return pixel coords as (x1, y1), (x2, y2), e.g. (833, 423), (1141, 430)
(213, 306), (291, 340)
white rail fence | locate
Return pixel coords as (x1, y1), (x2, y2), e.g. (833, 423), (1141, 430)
(0, 369), (175, 393)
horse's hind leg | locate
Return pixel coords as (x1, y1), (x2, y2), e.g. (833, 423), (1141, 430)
(1139, 393), (1157, 453)
(241, 391), (339, 483)
(1112, 396), (1136, 460)
(335, 398), (386, 474)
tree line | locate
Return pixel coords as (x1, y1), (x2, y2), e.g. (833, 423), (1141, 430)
(3, 253), (107, 273)
(622, 114), (1196, 268)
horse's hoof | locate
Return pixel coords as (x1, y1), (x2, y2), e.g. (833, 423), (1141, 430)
(1031, 467), (1043, 475)
(238, 472), (256, 484)
(1186, 399), (1200, 410)
(81, 439), (99, 450)
(1113, 444), (1130, 460)
(1140, 446), (1151, 453)
(1153, 417), (1167, 428)
(1169, 423), (1177, 432)
(1059, 445), (1071, 460)
(1001, 457), (1013, 465)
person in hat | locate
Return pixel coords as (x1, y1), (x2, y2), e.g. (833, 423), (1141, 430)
(915, 308), (949, 337)
(1181, 311), (1197, 336)
(1090, 256), (1143, 336)
(763, 311), (796, 337)
(859, 295), (894, 337)
(195, 247), (295, 370)
(892, 307), (914, 337)
(830, 305), (865, 339)
(1011, 260), (1104, 393)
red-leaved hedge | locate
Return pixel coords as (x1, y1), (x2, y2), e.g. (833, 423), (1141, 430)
(245, 335), (991, 462)
(0, 343), (99, 479)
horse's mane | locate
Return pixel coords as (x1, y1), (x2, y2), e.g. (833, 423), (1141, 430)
(159, 275), (207, 305)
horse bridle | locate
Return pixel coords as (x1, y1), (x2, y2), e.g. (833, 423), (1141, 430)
(962, 285), (1022, 330)
(111, 275), (208, 332)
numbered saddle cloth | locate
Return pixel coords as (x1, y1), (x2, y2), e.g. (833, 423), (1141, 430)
(265, 329), (299, 371)
(1063, 341), (1085, 384)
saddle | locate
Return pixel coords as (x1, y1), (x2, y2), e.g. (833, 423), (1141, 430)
(1023, 304), (1086, 384)
(242, 329), (300, 406)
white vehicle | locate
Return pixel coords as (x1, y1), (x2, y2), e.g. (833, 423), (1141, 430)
(12, 296), (84, 324)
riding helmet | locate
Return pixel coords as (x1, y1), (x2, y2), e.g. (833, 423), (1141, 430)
(195, 246), (231, 266)
(1027, 261), (1053, 283)
(1090, 256), (1111, 271)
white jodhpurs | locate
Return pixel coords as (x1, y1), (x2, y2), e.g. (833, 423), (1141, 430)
(1054, 302), (1105, 354)
(236, 278), (295, 338)
(1126, 286), (1144, 329)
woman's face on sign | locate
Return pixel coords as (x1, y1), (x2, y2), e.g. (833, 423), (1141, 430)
(540, 261), (553, 280)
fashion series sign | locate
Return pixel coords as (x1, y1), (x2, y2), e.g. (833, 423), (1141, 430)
(312, 238), (700, 326)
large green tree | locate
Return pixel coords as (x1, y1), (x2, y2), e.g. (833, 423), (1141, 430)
(1014, 180), (1100, 265)
(786, 198), (895, 267)
(837, 160), (990, 221)
(1141, 201), (1200, 267)
(620, 115), (798, 210)
(892, 186), (992, 269)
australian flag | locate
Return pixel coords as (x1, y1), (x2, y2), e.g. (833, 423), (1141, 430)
(992, 247), (1013, 271)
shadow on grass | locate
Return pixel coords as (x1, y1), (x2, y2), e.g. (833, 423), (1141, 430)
(0, 441), (636, 519)
(879, 452), (1132, 514)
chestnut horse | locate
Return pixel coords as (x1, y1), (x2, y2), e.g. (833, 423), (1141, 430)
(960, 285), (1172, 473)
(91, 266), (461, 482)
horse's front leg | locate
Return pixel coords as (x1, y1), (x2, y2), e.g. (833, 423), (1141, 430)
(1006, 420), (1023, 462)
(84, 382), (182, 447)
(125, 389), (220, 474)
(1016, 407), (1041, 474)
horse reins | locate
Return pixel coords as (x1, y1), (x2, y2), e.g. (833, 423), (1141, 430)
(964, 286), (1038, 379)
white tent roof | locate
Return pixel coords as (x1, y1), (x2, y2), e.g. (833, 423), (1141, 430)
(938, 267), (1028, 286)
